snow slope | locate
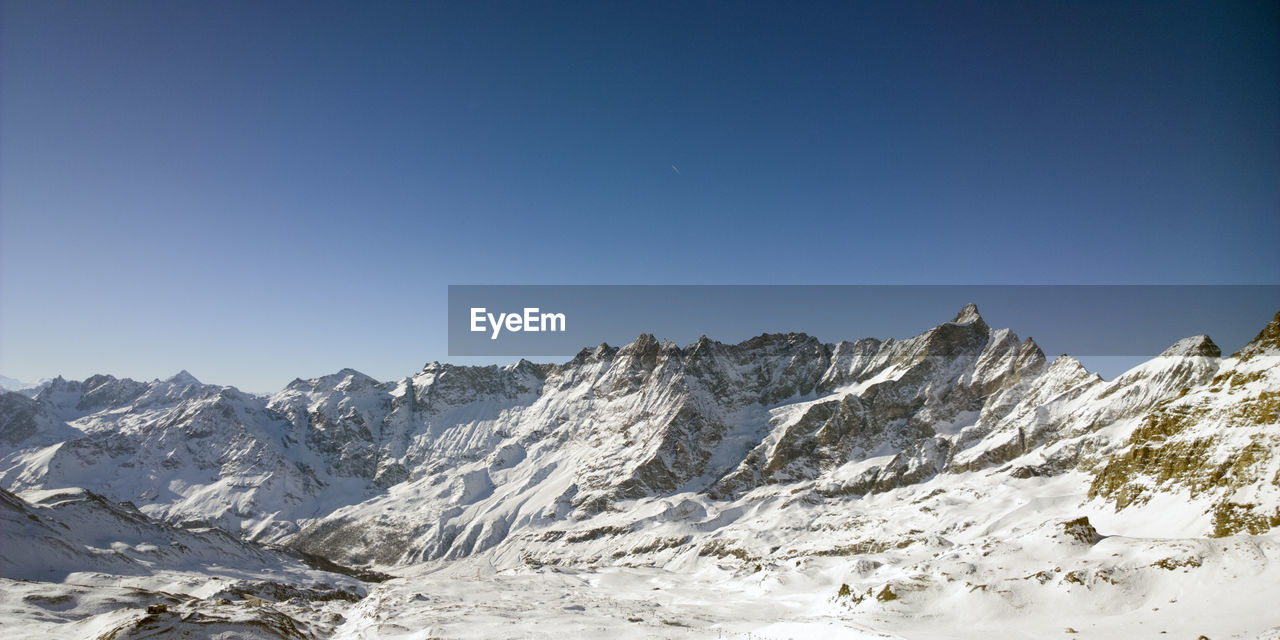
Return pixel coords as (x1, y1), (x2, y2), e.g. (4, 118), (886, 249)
(0, 485), (363, 639)
(2, 304), (1278, 638)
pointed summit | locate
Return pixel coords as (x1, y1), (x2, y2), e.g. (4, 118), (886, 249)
(951, 303), (982, 325)
(165, 370), (201, 386)
(333, 368), (378, 387)
(1158, 335), (1221, 358)
(629, 333), (658, 348)
(618, 333), (660, 357)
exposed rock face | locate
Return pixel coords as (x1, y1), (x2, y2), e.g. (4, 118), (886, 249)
(1234, 310), (1280, 361)
(2, 305), (1278, 567)
(0, 393), (42, 446)
(716, 306), (1048, 498)
(1088, 318), (1280, 537)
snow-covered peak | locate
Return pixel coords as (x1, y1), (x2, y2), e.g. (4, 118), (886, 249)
(286, 368), (380, 394)
(1045, 353), (1093, 378)
(332, 368), (379, 389)
(1157, 334), (1221, 358)
(951, 302), (982, 325)
(6, 306), (1279, 579)
(164, 370), (202, 386)
(4, 308), (1280, 639)
(0, 375), (51, 395)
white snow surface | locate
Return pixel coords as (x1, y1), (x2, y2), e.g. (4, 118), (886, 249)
(2, 305), (1279, 638)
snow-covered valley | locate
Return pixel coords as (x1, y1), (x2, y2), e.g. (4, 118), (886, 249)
(3, 304), (1279, 638)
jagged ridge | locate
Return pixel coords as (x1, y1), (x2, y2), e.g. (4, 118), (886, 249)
(1, 304), (1277, 568)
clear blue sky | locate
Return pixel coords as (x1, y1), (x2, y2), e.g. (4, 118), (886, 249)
(2, 1), (1277, 392)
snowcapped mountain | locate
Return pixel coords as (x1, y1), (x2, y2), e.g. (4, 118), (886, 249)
(0, 375), (52, 398)
(2, 304), (1278, 638)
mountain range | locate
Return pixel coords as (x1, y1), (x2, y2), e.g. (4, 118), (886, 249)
(2, 304), (1278, 638)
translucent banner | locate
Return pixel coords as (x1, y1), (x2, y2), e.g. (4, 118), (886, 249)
(447, 285), (1279, 358)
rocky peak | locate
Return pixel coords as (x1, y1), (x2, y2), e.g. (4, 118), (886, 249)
(617, 333), (661, 358)
(76, 375), (149, 413)
(1158, 335), (1222, 359)
(1232, 309), (1280, 361)
(683, 335), (717, 361)
(81, 374), (120, 391)
(1018, 336), (1044, 357)
(918, 312), (991, 359)
(39, 376), (79, 394)
(951, 303), (983, 325)
(740, 332), (819, 351)
(509, 359), (550, 379)
(165, 370), (202, 386)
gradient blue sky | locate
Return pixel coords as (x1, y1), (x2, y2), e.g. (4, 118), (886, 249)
(2, 1), (1277, 392)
